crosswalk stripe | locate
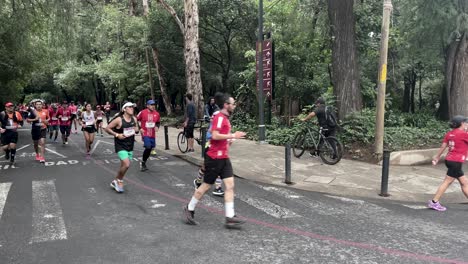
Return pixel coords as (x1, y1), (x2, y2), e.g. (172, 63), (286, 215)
(0, 182), (12, 219)
(401, 204), (428, 210)
(30, 180), (67, 244)
(237, 194), (300, 219)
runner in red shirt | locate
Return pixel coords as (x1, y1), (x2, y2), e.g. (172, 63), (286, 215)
(429, 115), (468, 211)
(137, 100), (160, 171)
(69, 101), (79, 134)
(48, 104), (59, 142)
(183, 93), (247, 229)
(57, 101), (72, 144)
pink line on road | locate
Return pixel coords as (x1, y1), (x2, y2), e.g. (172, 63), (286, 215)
(70, 139), (468, 264)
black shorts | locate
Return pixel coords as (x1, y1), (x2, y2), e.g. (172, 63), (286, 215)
(32, 129), (47, 141)
(70, 114), (77, 121)
(1, 131), (18, 145)
(185, 123), (195, 138)
(96, 120), (103, 125)
(60, 125), (71, 135)
(82, 126), (96, 134)
(203, 155), (233, 184)
(445, 160), (464, 178)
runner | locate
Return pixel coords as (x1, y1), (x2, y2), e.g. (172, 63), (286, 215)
(0, 102), (23, 165)
(95, 105), (105, 137)
(57, 101), (72, 145)
(105, 102), (139, 193)
(104, 101), (112, 124)
(183, 93), (246, 228)
(137, 99), (160, 172)
(27, 100), (49, 163)
(429, 115), (468, 211)
(69, 101), (79, 134)
(48, 104), (59, 143)
(80, 103), (96, 158)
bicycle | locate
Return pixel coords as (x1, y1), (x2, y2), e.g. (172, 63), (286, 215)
(177, 119), (209, 153)
(292, 124), (343, 165)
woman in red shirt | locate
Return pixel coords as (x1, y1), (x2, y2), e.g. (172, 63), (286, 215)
(429, 115), (468, 211)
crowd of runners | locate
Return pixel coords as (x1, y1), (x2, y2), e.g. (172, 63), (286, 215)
(2, 91), (468, 229)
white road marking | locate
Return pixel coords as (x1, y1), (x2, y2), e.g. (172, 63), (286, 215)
(325, 195), (390, 212)
(30, 180), (67, 243)
(401, 204), (428, 210)
(89, 140), (102, 155)
(0, 183), (12, 219)
(238, 194), (300, 219)
(44, 148), (67, 158)
(0, 144), (31, 159)
(150, 200), (166, 208)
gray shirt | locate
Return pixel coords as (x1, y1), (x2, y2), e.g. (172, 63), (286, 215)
(186, 102), (197, 124)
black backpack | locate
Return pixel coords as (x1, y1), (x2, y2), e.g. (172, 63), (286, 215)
(325, 106), (338, 128)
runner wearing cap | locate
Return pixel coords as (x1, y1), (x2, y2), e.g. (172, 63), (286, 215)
(137, 100), (161, 171)
(429, 115), (468, 211)
(105, 102), (140, 193)
(95, 105), (105, 137)
(0, 102), (23, 165)
(27, 100), (49, 163)
(80, 103), (96, 158)
(57, 101), (72, 145)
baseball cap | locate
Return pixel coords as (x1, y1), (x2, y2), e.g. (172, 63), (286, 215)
(147, 100), (156, 105)
(122, 102), (136, 111)
(5, 102), (14, 107)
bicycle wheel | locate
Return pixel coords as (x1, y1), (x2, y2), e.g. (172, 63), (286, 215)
(177, 131), (189, 153)
(292, 132), (306, 158)
(318, 137), (343, 165)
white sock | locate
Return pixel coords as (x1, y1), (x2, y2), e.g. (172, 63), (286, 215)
(188, 197), (199, 211)
(225, 202), (235, 218)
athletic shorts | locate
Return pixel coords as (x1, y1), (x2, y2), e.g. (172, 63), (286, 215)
(203, 155), (233, 185)
(142, 136), (156, 149)
(60, 125), (71, 135)
(32, 129), (47, 141)
(445, 160), (464, 178)
(70, 114), (77, 121)
(49, 125), (59, 131)
(82, 126), (96, 134)
(1, 131), (18, 145)
(118, 150), (133, 161)
(185, 123), (195, 138)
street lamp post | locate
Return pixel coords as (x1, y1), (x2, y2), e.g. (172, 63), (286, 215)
(258, 0), (266, 143)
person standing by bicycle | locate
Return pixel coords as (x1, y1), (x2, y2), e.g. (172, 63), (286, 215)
(184, 94), (197, 153)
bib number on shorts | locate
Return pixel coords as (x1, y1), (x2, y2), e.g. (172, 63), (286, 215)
(123, 127), (135, 137)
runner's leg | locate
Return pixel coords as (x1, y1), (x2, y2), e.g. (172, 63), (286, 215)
(457, 176), (468, 199)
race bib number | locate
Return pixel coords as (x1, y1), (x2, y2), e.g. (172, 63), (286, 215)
(123, 127), (135, 137)
(51, 117), (58, 121)
(97, 116), (103, 120)
(145, 122), (155, 128)
(61, 117), (69, 121)
(72, 112), (77, 115)
(86, 121), (94, 126)
(6, 120), (15, 130)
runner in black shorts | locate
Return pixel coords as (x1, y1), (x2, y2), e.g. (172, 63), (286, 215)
(183, 93), (246, 229)
(81, 103), (96, 158)
(429, 115), (468, 211)
(0, 102), (23, 165)
(27, 100), (49, 163)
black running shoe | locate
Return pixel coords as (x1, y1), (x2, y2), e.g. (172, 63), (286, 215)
(140, 162), (148, 172)
(225, 215), (245, 229)
(212, 188), (224, 197)
(183, 205), (197, 225)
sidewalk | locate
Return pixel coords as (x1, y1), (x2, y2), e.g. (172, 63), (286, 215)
(154, 126), (468, 203)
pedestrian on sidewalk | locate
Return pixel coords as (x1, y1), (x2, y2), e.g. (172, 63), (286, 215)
(105, 102), (139, 193)
(183, 94), (197, 152)
(429, 115), (468, 211)
(183, 93), (247, 228)
(137, 99), (160, 171)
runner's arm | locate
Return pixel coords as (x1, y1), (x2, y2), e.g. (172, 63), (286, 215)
(133, 116), (140, 134)
(433, 142), (448, 164)
(105, 117), (121, 137)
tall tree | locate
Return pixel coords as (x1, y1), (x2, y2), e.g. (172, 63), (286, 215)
(327, 0), (362, 118)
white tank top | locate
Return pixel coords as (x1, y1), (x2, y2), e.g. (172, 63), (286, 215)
(83, 111), (95, 126)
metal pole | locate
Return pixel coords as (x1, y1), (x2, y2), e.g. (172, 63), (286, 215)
(374, 0), (393, 155)
(258, 0), (266, 143)
(379, 150), (391, 197)
(201, 127), (207, 158)
(285, 143), (292, 184)
(164, 125), (169, 150)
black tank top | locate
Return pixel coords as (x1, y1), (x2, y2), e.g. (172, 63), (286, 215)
(114, 115), (136, 152)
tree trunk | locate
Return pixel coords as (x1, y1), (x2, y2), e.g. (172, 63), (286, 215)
(402, 69), (416, 113)
(142, 0), (149, 16)
(447, 34), (468, 117)
(129, 0), (137, 16)
(327, 0), (362, 119)
(151, 47), (173, 116)
(184, 0), (204, 118)
(410, 74), (416, 113)
(418, 75), (423, 110)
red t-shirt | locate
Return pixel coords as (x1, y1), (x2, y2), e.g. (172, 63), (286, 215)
(443, 129), (468, 163)
(48, 107), (59, 126)
(57, 107), (72, 126)
(137, 109), (161, 138)
(207, 112), (231, 159)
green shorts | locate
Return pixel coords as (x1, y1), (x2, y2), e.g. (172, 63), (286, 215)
(117, 150), (133, 161)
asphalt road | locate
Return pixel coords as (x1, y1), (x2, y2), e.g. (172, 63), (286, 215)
(0, 127), (467, 264)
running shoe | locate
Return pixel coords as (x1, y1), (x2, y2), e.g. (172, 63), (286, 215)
(35, 154), (40, 161)
(86, 152), (91, 159)
(65, 141), (69, 145)
(100, 133), (104, 137)
(212, 188), (225, 197)
(110, 180), (124, 193)
(183, 205), (197, 225)
(39, 157), (45, 164)
(428, 200), (446, 211)
(9, 159), (15, 166)
(140, 162), (148, 172)
(225, 215), (245, 229)
(151, 149), (157, 155)
(193, 179), (202, 189)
